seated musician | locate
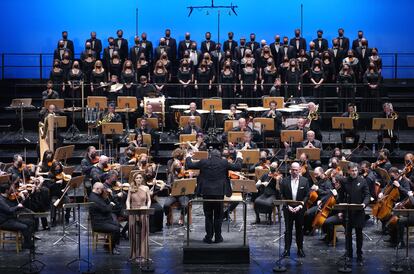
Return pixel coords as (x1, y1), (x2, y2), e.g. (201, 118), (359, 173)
(130, 132), (147, 148)
(360, 160), (382, 202)
(41, 80), (59, 105)
(382, 167), (410, 246)
(340, 103), (360, 147)
(403, 152), (414, 182)
(46, 160), (72, 226)
(378, 102), (398, 152)
(135, 117), (160, 156)
(371, 148), (392, 171)
(36, 150), (54, 177)
(7, 154), (29, 181)
(185, 102), (201, 117)
(253, 161), (282, 225)
(143, 104), (159, 120)
(223, 104), (242, 122)
(187, 132), (207, 151)
(163, 159), (190, 226)
(321, 174), (342, 245)
(98, 103), (122, 148)
(395, 190), (414, 248)
(298, 152), (314, 186)
(304, 167), (334, 235)
(81, 146), (99, 196)
(301, 130), (322, 167)
(332, 147), (346, 161)
(0, 183), (34, 249)
(89, 182), (121, 255)
(136, 153), (155, 173)
(90, 155), (110, 185)
(166, 148), (185, 182)
(38, 103), (64, 147)
(304, 102), (322, 141)
(232, 117), (252, 132)
(181, 115), (202, 135)
(136, 75), (157, 99)
(236, 131), (258, 150)
(107, 75), (124, 103)
(249, 150), (270, 174)
(261, 100), (283, 138)
(119, 145), (137, 165)
(283, 118), (307, 157)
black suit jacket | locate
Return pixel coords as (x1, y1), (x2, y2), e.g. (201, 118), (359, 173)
(181, 125), (202, 135)
(0, 195), (20, 225)
(352, 38), (368, 51)
(129, 45), (144, 65)
(140, 40), (153, 62)
(223, 40), (238, 56)
(57, 39), (75, 57)
(154, 46), (172, 61)
(88, 192), (114, 225)
(178, 40), (194, 59)
(164, 37), (177, 60)
(355, 46), (372, 71)
(269, 42), (282, 66)
(336, 36), (350, 52)
(115, 38), (129, 61)
(201, 40), (216, 54)
(289, 37), (307, 53)
(234, 46), (248, 61)
(279, 45), (296, 60)
(102, 46), (119, 70)
(53, 48), (72, 61)
(280, 176), (310, 210)
(313, 38), (329, 52)
(338, 176), (370, 227)
(86, 38), (102, 59)
(186, 155), (242, 197)
(246, 41), (260, 52)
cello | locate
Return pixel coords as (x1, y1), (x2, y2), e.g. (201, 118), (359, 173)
(312, 177), (341, 229)
(371, 182), (400, 221)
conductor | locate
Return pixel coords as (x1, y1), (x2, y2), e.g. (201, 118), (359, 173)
(186, 149), (243, 244)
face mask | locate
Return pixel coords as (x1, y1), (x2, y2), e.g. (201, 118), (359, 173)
(206, 36), (210, 41)
(62, 35), (68, 40)
(86, 45), (91, 49)
(141, 160), (147, 165)
(318, 34), (322, 38)
(74, 64), (79, 69)
(185, 35), (190, 40)
(55, 169), (62, 174)
(228, 35), (233, 39)
(165, 33), (170, 38)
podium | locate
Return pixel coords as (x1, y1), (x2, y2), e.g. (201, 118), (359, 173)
(126, 208), (155, 273)
(390, 208), (414, 273)
(272, 200), (305, 272)
(333, 203), (364, 273)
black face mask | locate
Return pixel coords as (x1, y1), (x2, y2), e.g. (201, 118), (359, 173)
(54, 169), (62, 174)
(62, 35), (68, 40)
(102, 163), (108, 169)
(275, 38), (280, 43)
(109, 41), (114, 46)
(74, 64), (79, 69)
(86, 45), (91, 49)
(117, 34), (122, 38)
(142, 36), (147, 41)
(260, 157), (266, 162)
(206, 37), (210, 41)
(165, 33), (170, 38)
(358, 34), (363, 39)
(240, 41), (245, 46)
(127, 152), (134, 158)
(175, 167), (182, 173)
(317, 34), (322, 38)
(141, 160), (147, 165)
(185, 35), (190, 40)
(228, 35), (233, 40)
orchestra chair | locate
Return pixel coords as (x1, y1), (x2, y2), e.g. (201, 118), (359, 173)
(0, 230), (22, 253)
(92, 230), (112, 253)
(332, 224), (345, 247)
(167, 202), (192, 226)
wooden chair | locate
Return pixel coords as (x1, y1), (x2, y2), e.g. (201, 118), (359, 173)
(332, 224), (344, 247)
(167, 202), (192, 226)
(92, 230), (112, 253)
(0, 230), (22, 253)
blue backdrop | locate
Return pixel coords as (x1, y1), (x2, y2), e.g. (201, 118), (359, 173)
(1, 0), (414, 78)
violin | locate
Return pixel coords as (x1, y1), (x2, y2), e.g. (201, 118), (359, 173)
(55, 172), (72, 182)
(91, 155), (100, 165)
(371, 159), (386, 170)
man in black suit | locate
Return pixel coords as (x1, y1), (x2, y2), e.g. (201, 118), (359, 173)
(270, 35), (282, 66)
(246, 33), (260, 52)
(164, 29), (177, 62)
(355, 38), (371, 72)
(211, 43), (224, 66)
(140, 32), (153, 63)
(89, 182), (121, 254)
(234, 37), (247, 61)
(338, 162), (370, 265)
(280, 162), (309, 257)
(54, 40), (72, 61)
(223, 32), (238, 57)
(86, 31), (102, 59)
(337, 28), (350, 52)
(279, 36), (296, 61)
(307, 42), (319, 63)
(115, 29), (128, 62)
(340, 103), (360, 147)
(201, 32), (216, 54)
(313, 30), (328, 52)
(136, 117), (160, 155)
(154, 38), (171, 61)
(329, 38), (346, 74)
(57, 31), (74, 58)
(352, 30), (368, 51)
(289, 29), (307, 55)
(185, 149), (243, 243)
(261, 100), (283, 138)
(129, 36), (143, 66)
(81, 41), (97, 60)
(102, 37), (119, 71)
(178, 32), (194, 60)
(181, 115), (202, 135)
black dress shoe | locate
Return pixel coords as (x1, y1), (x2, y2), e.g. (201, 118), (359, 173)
(297, 249), (306, 258)
(214, 236), (223, 243)
(203, 237), (213, 244)
(357, 256), (364, 266)
(281, 250), (290, 258)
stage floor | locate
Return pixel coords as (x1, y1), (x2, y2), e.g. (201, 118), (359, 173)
(0, 200), (411, 274)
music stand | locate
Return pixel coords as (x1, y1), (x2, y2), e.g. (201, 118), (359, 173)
(193, 151), (208, 160)
(137, 118), (159, 130)
(120, 165), (135, 181)
(281, 130), (304, 157)
(332, 117), (354, 149)
(102, 122), (123, 158)
(54, 145), (75, 165)
(0, 174), (10, 184)
(64, 202), (94, 274)
(65, 176), (87, 230)
(390, 208), (414, 272)
(126, 208), (156, 272)
(142, 134), (152, 148)
(296, 148), (321, 161)
(202, 98), (222, 110)
(44, 99), (65, 110)
(117, 96), (137, 132)
(224, 120), (239, 132)
(333, 203), (364, 273)
(240, 149), (260, 165)
(171, 178), (197, 197)
(228, 131), (245, 144)
(373, 118), (394, 149)
(255, 167), (270, 180)
(407, 116), (414, 128)
(179, 134), (196, 144)
(135, 147), (149, 156)
(263, 96), (284, 109)
(231, 179), (257, 231)
(87, 96), (107, 111)
(272, 200), (305, 272)
(18, 211), (49, 274)
(10, 98), (33, 142)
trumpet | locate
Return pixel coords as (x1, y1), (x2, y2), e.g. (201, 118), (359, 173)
(97, 112), (115, 127)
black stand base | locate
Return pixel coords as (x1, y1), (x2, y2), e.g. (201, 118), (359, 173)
(140, 264), (155, 272)
(390, 266), (404, 273)
(337, 266), (352, 273)
(273, 265), (287, 272)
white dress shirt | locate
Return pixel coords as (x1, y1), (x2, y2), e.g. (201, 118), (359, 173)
(291, 176), (299, 201)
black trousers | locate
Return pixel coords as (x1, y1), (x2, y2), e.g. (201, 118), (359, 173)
(0, 218), (34, 247)
(203, 195), (224, 240)
(149, 202), (163, 233)
(323, 214), (344, 242)
(254, 193), (276, 218)
(397, 216), (414, 243)
(283, 207), (305, 251)
(93, 218), (120, 248)
(304, 205), (319, 232)
(346, 226), (363, 257)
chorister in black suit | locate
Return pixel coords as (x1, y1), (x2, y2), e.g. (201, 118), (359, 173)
(336, 28), (350, 52)
(246, 34), (260, 52)
(270, 38), (282, 66)
(130, 38), (144, 67)
(201, 32), (216, 54)
(86, 32), (102, 59)
(313, 30), (329, 52)
(279, 37), (297, 61)
(140, 33), (153, 63)
(355, 43), (372, 72)
(329, 41), (346, 73)
(178, 33), (194, 60)
(337, 163), (370, 261)
(57, 31), (75, 58)
(280, 167), (309, 257)
(352, 31), (368, 51)
(223, 32), (238, 57)
(115, 30), (129, 61)
(185, 149), (242, 243)
(164, 30), (177, 62)
(289, 30), (307, 55)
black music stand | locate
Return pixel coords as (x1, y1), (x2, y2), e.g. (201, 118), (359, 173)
(231, 179), (257, 231)
(126, 207), (155, 273)
(65, 202), (95, 274)
(18, 211), (49, 274)
(65, 176), (87, 231)
(390, 208), (414, 273)
(333, 203), (364, 273)
(10, 98), (33, 142)
(171, 178), (197, 230)
(272, 200), (304, 272)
